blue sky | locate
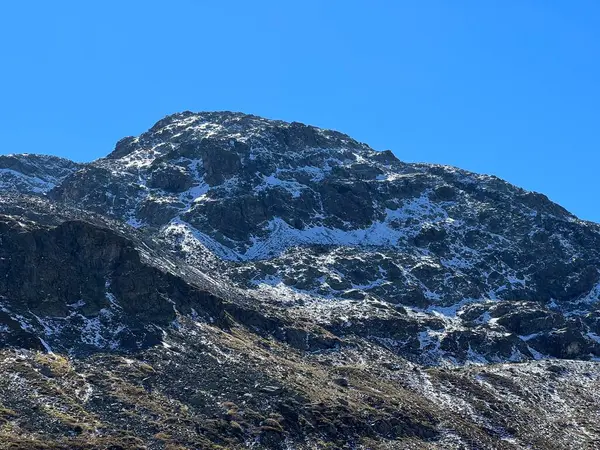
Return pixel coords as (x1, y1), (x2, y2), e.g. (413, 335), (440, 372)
(1, 1), (598, 222)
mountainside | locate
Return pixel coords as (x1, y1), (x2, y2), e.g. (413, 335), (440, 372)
(0, 154), (81, 194)
(0, 111), (599, 449)
(49, 111), (600, 365)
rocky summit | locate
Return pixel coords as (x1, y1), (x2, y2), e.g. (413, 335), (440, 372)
(0, 111), (598, 449)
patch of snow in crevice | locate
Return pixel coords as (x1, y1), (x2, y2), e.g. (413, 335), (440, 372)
(254, 173), (306, 198)
(586, 332), (600, 344)
(520, 332), (541, 342)
(38, 338), (53, 353)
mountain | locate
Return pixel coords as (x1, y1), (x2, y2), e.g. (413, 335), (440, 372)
(0, 111), (599, 449)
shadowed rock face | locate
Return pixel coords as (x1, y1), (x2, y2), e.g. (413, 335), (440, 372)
(0, 212), (211, 354)
(0, 112), (599, 448)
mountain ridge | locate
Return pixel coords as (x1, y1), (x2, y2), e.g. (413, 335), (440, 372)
(4, 109), (587, 222)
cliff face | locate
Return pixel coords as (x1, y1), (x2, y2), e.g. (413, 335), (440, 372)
(0, 112), (599, 449)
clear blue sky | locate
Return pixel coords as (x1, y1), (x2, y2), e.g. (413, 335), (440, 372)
(1, 1), (598, 222)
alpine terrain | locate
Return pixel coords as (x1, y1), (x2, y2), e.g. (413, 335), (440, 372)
(0, 111), (599, 449)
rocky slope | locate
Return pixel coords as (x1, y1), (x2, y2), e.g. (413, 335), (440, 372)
(0, 154), (80, 194)
(0, 111), (599, 449)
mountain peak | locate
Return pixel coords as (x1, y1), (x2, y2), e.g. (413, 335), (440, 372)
(107, 111), (370, 162)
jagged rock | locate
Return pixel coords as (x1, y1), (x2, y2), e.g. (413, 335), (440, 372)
(147, 164), (196, 193)
(333, 377), (349, 387)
